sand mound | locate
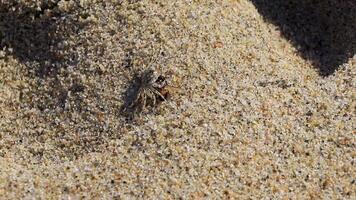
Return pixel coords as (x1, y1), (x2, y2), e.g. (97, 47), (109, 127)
(0, 0), (355, 198)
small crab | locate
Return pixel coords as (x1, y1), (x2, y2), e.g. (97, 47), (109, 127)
(124, 68), (170, 118)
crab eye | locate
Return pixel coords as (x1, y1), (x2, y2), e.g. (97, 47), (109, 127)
(155, 75), (166, 84)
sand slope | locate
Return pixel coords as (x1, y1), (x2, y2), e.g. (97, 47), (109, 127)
(0, 0), (355, 199)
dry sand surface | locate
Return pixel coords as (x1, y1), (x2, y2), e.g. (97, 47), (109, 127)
(0, 0), (355, 199)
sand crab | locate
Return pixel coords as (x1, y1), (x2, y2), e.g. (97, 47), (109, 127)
(124, 68), (170, 118)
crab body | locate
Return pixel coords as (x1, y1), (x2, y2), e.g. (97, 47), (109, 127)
(127, 69), (168, 117)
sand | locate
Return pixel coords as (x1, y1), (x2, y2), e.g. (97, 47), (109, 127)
(0, 0), (355, 199)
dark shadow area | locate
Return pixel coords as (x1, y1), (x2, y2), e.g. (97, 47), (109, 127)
(0, 1), (84, 78)
(251, 0), (356, 76)
(120, 72), (142, 121)
(0, 2), (105, 161)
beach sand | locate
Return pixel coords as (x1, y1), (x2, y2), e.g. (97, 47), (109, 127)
(0, 0), (355, 199)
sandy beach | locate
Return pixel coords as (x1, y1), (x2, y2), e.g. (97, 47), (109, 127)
(0, 0), (355, 199)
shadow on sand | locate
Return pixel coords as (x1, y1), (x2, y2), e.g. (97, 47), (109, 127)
(251, 0), (356, 76)
(0, 1), (84, 78)
(0, 2), (103, 161)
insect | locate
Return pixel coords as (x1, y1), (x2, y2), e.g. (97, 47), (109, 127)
(124, 68), (170, 118)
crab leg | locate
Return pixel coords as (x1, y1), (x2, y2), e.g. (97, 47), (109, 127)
(151, 87), (166, 101)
